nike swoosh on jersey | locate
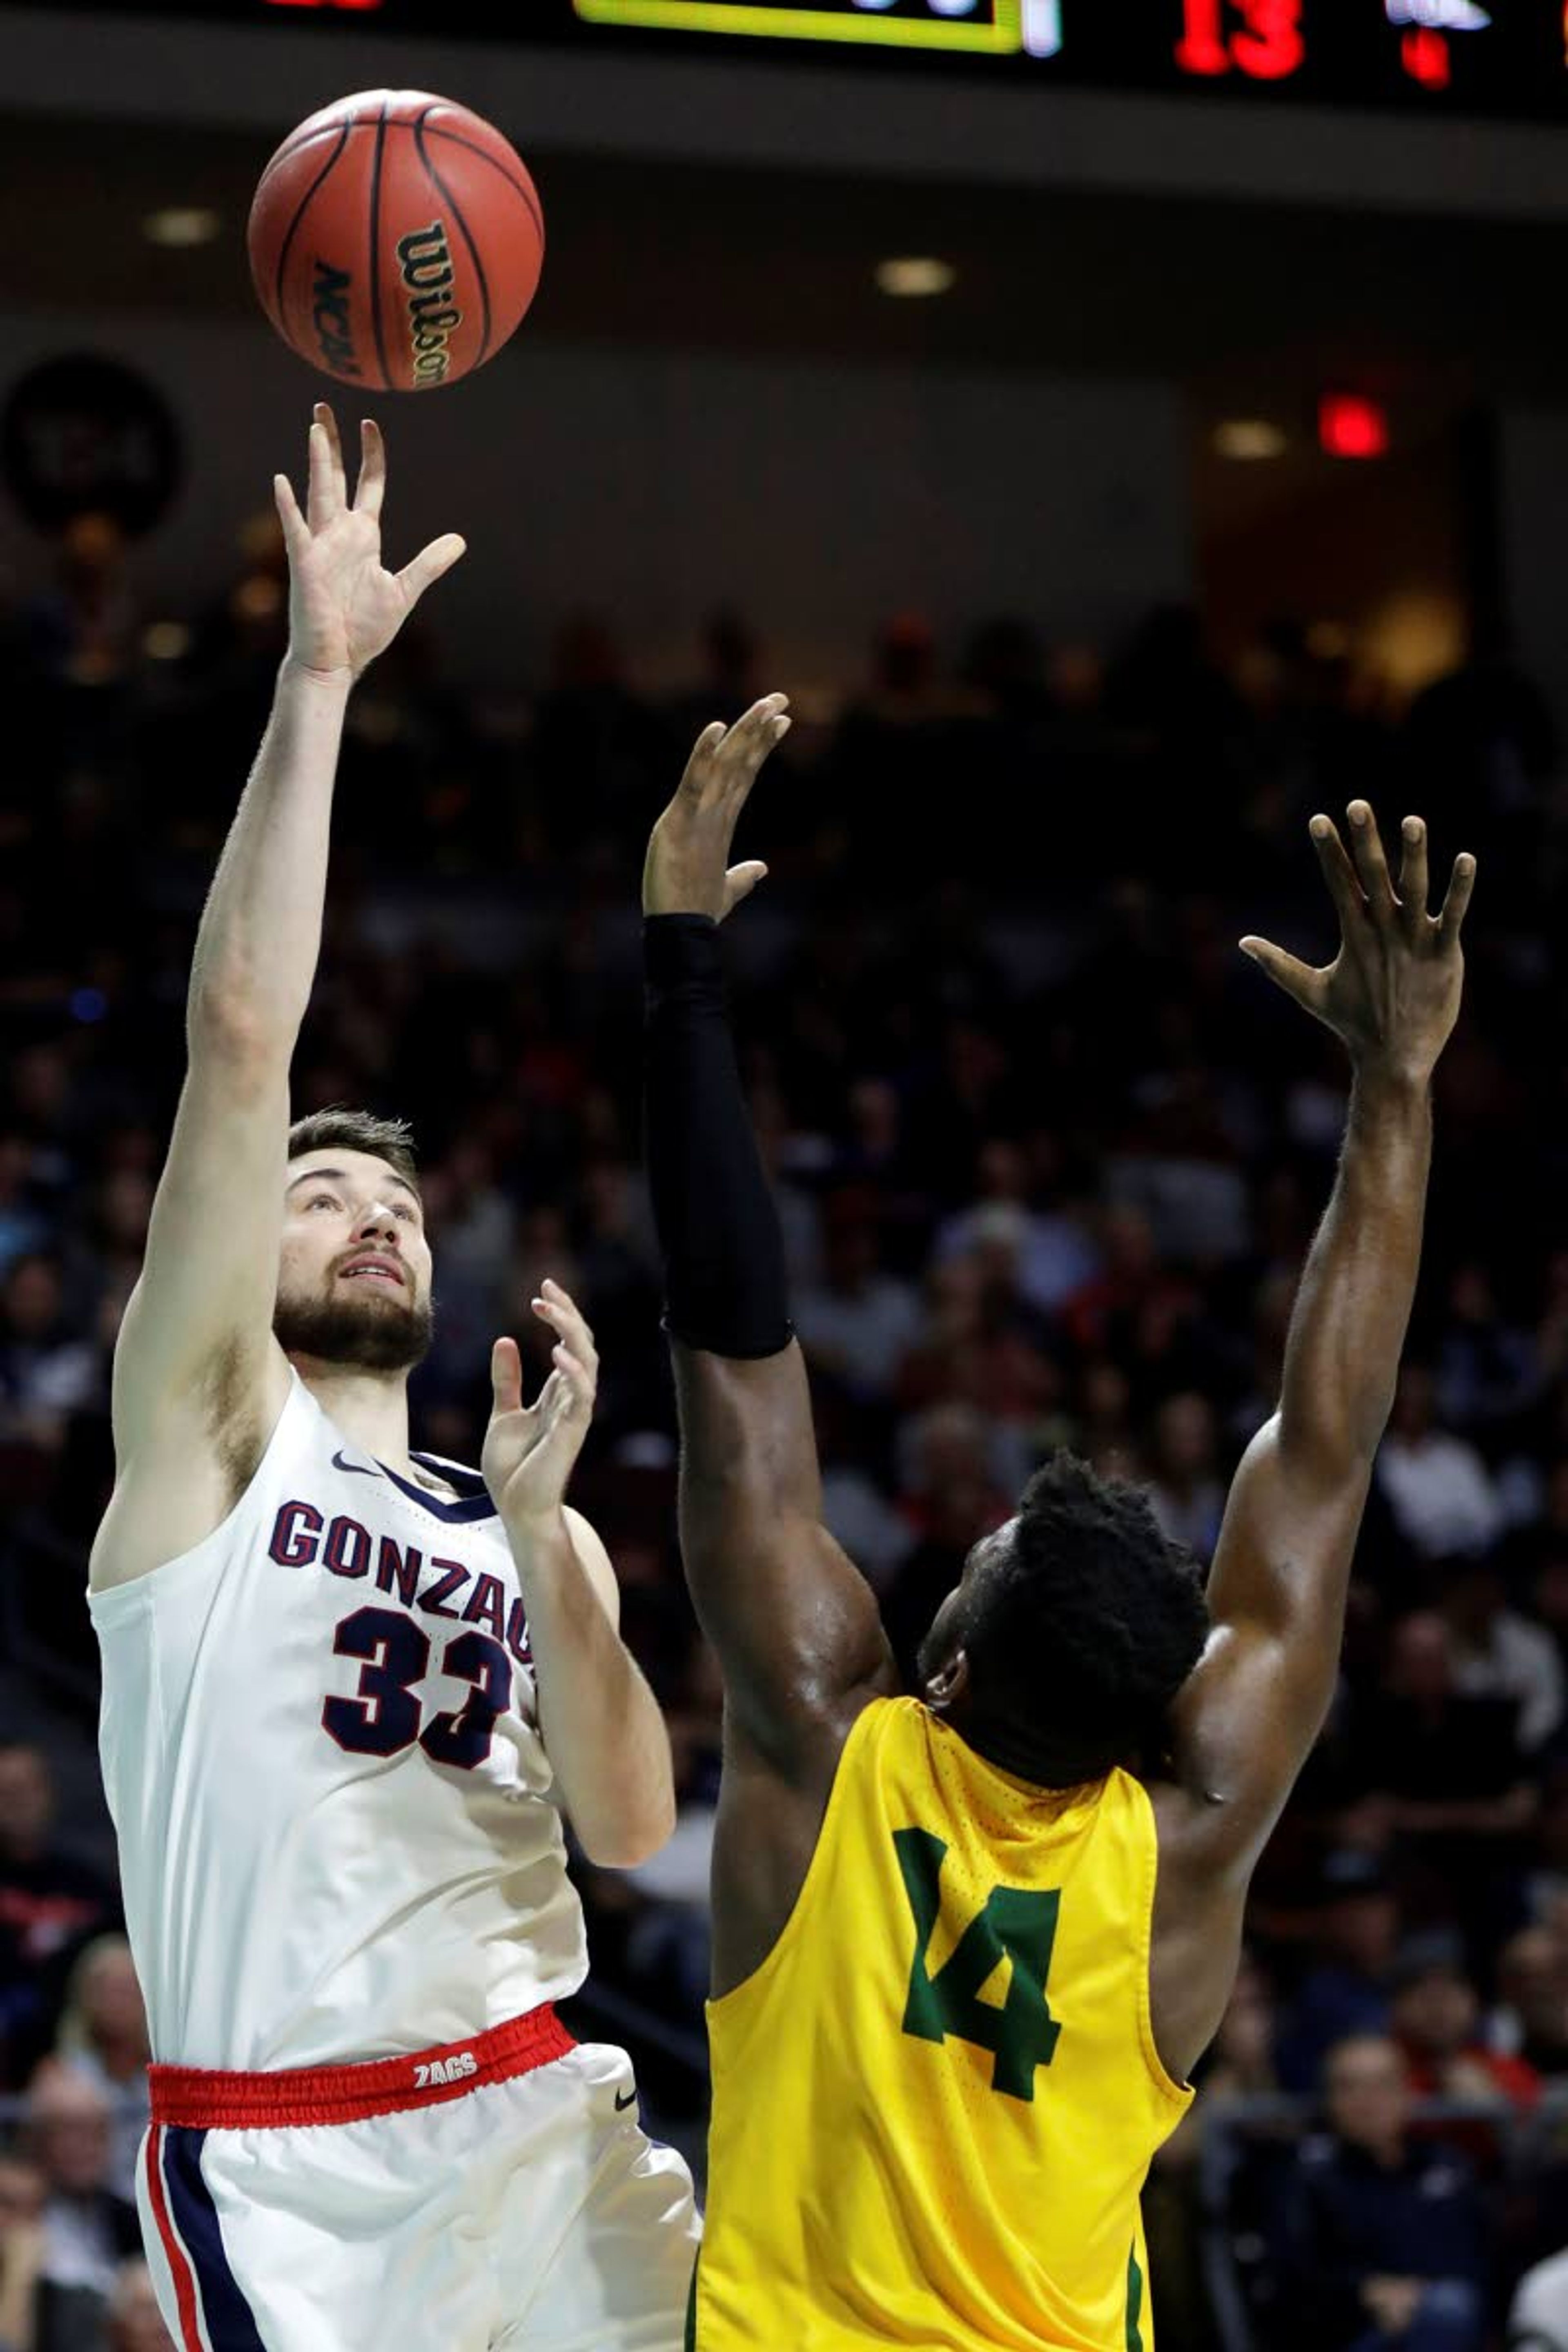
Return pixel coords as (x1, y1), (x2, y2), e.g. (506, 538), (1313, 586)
(615, 2086), (638, 2111)
(331, 1449), (382, 1478)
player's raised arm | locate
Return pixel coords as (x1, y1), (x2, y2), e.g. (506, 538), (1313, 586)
(94, 409), (464, 1588)
(641, 704), (898, 1964)
(1151, 802), (1474, 2077)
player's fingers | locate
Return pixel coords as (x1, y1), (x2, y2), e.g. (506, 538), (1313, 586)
(398, 532), (467, 607)
(307, 407), (343, 531)
(723, 861), (768, 916)
(1397, 816), (1430, 927)
(534, 1279), (598, 1374)
(1308, 814), (1369, 931)
(317, 401), (348, 506)
(273, 472), (309, 559)
(547, 1343), (595, 1419)
(354, 417), (387, 520)
(675, 722), (728, 804)
(720, 695), (789, 780)
(1344, 800), (1396, 916)
(1438, 851), (1478, 943)
(1240, 935), (1325, 1013)
(490, 1334), (524, 1414)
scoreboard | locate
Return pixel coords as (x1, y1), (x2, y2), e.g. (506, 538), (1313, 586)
(8, 0), (1568, 120)
(570, 1), (1568, 112)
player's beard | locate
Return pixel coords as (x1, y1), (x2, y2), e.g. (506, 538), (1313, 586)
(274, 1280), (435, 1374)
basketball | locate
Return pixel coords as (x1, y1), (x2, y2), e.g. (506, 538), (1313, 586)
(247, 90), (544, 393)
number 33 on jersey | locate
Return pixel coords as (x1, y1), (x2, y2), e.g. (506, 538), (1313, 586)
(695, 1697), (1193, 2350)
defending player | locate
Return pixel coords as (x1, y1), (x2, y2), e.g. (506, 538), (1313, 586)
(89, 409), (698, 2351)
(640, 697), (1474, 2348)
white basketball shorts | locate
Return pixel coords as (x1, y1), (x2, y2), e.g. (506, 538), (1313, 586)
(136, 2005), (699, 2351)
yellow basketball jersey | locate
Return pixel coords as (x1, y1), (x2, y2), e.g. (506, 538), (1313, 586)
(694, 1696), (1192, 2350)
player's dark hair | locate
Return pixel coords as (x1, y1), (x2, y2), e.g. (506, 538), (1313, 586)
(953, 1452), (1209, 1789)
(286, 1107), (420, 1196)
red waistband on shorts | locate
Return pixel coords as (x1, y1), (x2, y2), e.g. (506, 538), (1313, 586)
(147, 2002), (575, 2130)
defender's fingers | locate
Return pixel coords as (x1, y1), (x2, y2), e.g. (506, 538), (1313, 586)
(354, 417), (387, 519)
(1308, 814), (1369, 929)
(397, 532), (467, 606)
(721, 695), (791, 779)
(490, 1334), (524, 1413)
(273, 472), (309, 558)
(1438, 851), (1477, 942)
(1397, 816), (1430, 926)
(1344, 800), (1397, 914)
(724, 860), (769, 913)
(1240, 935), (1325, 1011)
(677, 721), (728, 800)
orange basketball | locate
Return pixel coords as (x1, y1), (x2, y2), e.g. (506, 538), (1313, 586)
(247, 91), (544, 393)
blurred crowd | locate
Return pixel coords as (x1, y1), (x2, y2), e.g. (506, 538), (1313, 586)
(4, 497), (1568, 2351)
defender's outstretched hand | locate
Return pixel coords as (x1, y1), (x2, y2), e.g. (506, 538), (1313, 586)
(1242, 802), (1475, 1085)
(483, 1279), (599, 1526)
(642, 694), (791, 922)
(274, 404), (466, 684)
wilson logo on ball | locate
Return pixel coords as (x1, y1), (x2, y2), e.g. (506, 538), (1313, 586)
(397, 222), (462, 389)
(249, 89), (545, 393)
(312, 260), (362, 382)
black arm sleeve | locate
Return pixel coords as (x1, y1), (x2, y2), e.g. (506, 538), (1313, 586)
(643, 913), (793, 1359)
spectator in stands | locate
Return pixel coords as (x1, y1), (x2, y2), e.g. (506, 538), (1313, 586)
(0, 1749), (118, 2090)
(1434, 1262), (1542, 1447)
(1203, 1949), (1282, 2105)
(1376, 1365), (1506, 1563)
(1346, 1615), (1535, 1909)
(1389, 1939), (1539, 2110)
(1145, 1391), (1226, 1564)
(0, 2156), (45, 2352)
(1491, 1925), (1568, 2079)
(104, 2259), (172, 2352)
(1273, 2034), (1488, 2350)
(932, 1136), (1100, 1315)
(54, 1938), (149, 2203)
(881, 1401), (1010, 1677)
(1277, 1853), (1401, 2093)
(0, 1136), (52, 1281)
(793, 1194), (922, 1399)
(1437, 1558), (1566, 1757)
(1072, 1357), (1141, 1481)
(0, 1258), (102, 1450)
(21, 512), (136, 693)
(1524, 1767), (1568, 1923)
(23, 2061), (139, 2341)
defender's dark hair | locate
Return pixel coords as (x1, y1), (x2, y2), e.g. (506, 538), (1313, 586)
(286, 1108), (419, 1196)
(955, 1452), (1209, 1789)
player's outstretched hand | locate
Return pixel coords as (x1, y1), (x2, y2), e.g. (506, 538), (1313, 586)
(274, 403), (466, 684)
(642, 693), (791, 922)
(1241, 803), (1475, 1087)
(482, 1278), (598, 1527)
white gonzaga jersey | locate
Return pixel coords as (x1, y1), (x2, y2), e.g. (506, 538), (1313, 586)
(90, 1370), (588, 2070)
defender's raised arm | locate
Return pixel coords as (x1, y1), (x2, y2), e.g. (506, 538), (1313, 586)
(93, 410), (463, 1588)
(1151, 803), (1474, 2079)
(642, 702), (897, 1989)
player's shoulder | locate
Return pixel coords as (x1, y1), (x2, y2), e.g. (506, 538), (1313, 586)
(90, 1348), (297, 1595)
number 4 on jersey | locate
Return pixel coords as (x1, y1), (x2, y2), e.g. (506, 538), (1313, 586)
(894, 1827), (1062, 2102)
